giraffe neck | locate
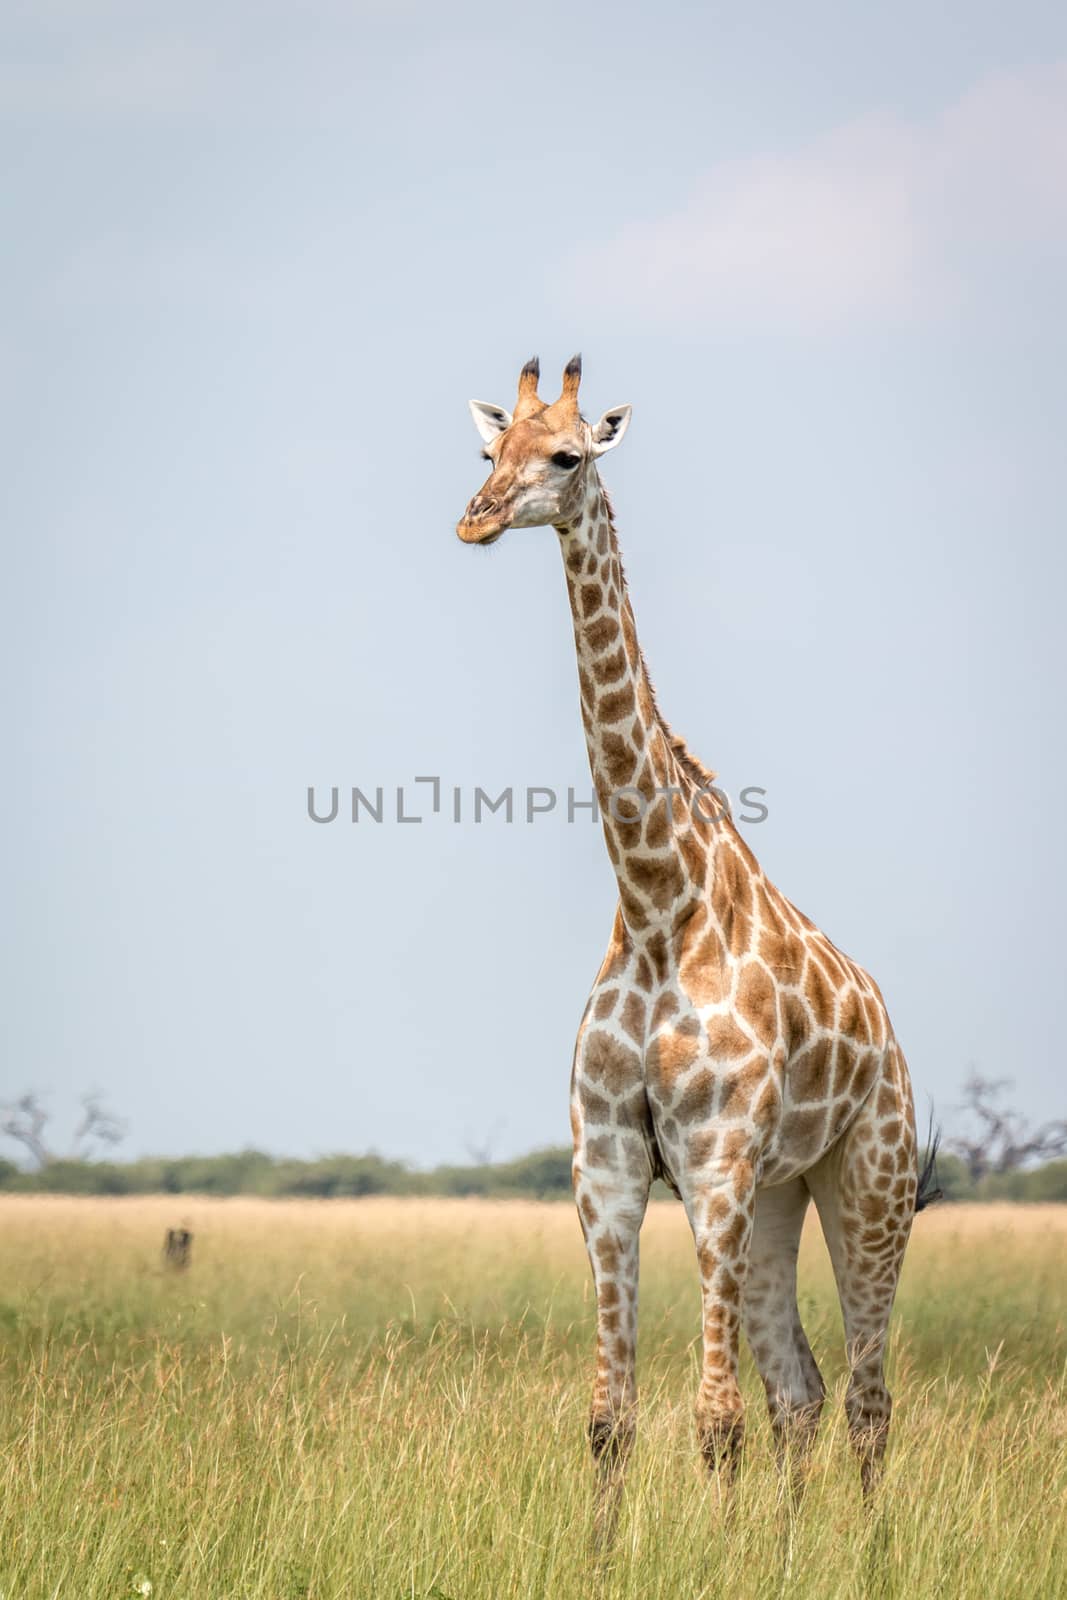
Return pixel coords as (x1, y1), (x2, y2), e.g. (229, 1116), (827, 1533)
(558, 477), (717, 936)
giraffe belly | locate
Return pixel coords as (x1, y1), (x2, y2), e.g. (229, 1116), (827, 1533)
(575, 932), (896, 1200)
(643, 992), (891, 1195)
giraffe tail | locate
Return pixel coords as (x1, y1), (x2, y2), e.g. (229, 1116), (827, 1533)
(915, 1113), (943, 1213)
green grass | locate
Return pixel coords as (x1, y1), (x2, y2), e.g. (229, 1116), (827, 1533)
(1, 1196), (1065, 1599)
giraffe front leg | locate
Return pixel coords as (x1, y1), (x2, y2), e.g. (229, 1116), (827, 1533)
(574, 1149), (649, 1463)
(681, 1158), (756, 1479)
(572, 1096), (651, 1543)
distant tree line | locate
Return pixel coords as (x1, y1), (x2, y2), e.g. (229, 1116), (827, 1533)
(0, 1145), (575, 1199)
(0, 1144), (1065, 1202)
(1, 1076), (1064, 1201)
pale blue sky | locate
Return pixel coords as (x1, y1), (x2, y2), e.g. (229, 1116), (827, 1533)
(3, 2), (1065, 1163)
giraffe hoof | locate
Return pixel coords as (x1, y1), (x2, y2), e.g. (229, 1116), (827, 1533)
(698, 1414), (744, 1474)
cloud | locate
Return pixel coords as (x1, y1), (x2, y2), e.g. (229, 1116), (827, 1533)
(565, 63), (1067, 333)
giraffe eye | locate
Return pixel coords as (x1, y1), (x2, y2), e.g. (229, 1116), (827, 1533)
(551, 451), (581, 470)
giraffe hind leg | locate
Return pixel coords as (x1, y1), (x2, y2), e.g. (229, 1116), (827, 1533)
(805, 1061), (918, 1499)
(743, 1177), (826, 1492)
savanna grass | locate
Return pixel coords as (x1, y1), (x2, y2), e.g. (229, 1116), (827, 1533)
(1, 1196), (1065, 1599)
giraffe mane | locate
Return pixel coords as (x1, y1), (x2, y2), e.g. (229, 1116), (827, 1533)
(599, 483), (718, 791)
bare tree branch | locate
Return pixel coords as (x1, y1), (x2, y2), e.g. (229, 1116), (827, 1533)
(947, 1073), (1067, 1180)
(463, 1117), (506, 1168)
(1, 1090), (127, 1169)
(70, 1092), (126, 1160)
(0, 1093), (53, 1169)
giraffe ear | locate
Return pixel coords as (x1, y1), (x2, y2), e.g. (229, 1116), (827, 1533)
(468, 399), (513, 443)
(590, 404), (632, 456)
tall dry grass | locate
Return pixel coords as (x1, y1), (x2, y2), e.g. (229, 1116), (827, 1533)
(1, 1196), (1064, 1598)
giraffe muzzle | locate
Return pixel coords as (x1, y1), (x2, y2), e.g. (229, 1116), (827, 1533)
(457, 494), (510, 545)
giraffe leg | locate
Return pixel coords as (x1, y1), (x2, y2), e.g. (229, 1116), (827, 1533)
(743, 1178), (825, 1493)
(680, 1160), (756, 1478)
(572, 1131), (651, 1541)
(806, 1077), (917, 1500)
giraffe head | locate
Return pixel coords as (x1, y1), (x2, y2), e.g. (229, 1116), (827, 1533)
(457, 356), (631, 545)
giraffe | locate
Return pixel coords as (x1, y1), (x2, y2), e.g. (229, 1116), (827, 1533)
(456, 355), (935, 1517)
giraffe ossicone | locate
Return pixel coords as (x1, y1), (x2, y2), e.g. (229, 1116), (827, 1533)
(457, 355), (929, 1512)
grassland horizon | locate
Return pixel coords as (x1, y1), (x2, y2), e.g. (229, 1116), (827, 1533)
(1, 1195), (1065, 1598)
(3, 1142), (1066, 1204)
